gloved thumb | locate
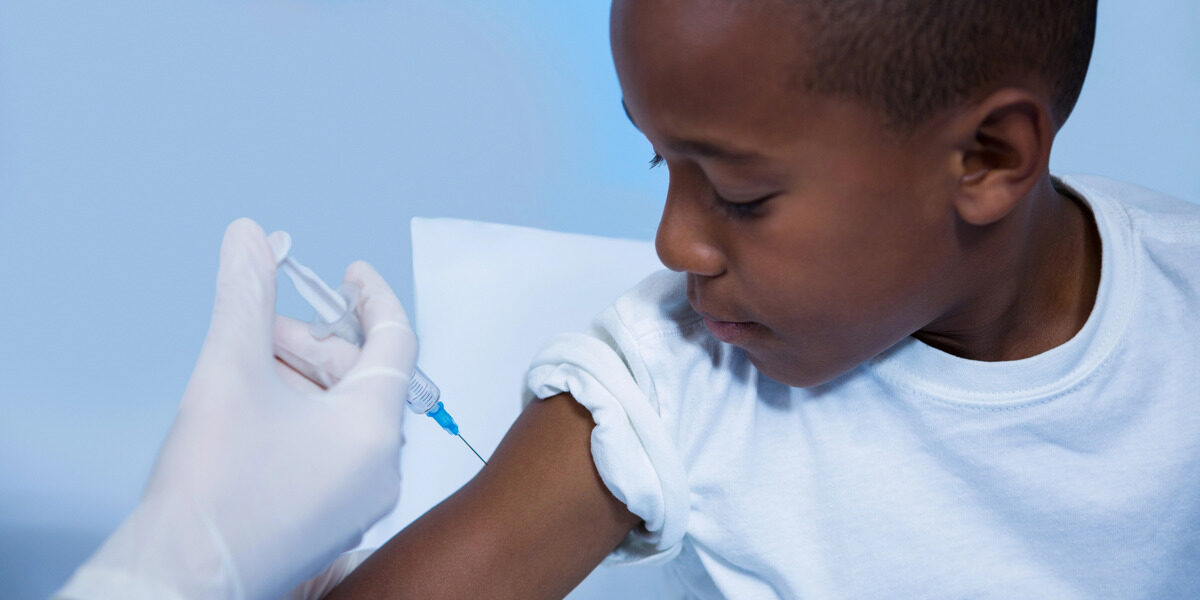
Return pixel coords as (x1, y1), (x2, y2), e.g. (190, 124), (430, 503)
(205, 218), (278, 363)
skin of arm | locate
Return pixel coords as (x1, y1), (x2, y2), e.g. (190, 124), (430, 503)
(325, 392), (641, 600)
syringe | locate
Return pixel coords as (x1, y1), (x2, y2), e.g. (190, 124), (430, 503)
(269, 232), (486, 464)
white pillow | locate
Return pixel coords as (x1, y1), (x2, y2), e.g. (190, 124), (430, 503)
(358, 218), (673, 598)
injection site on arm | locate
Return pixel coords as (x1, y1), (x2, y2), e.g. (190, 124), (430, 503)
(325, 392), (641, 599)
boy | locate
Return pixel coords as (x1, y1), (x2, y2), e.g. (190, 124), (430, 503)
(329, 0), (1200, 597)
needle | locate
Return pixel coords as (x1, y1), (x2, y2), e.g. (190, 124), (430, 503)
(458, 434), (486, 464)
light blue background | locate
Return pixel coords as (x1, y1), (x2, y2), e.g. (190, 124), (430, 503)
(1, 1), (1196, 597)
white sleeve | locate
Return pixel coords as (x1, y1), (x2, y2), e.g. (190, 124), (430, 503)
(526, 307), (689, 565)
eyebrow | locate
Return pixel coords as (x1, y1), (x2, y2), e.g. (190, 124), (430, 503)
(621, 98), (767, 163)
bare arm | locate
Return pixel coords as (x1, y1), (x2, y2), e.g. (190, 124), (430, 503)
(326, 393), (640, 599)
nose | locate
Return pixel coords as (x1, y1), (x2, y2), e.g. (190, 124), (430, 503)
(655, 181), (725, 277)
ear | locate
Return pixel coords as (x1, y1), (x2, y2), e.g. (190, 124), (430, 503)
(951, 89), (1054, 226)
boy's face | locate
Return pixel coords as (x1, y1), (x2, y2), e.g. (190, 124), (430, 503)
(612, 0), (966, 387)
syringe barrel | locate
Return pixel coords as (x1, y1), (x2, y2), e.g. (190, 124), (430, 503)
(406, 367), (442, 414)
(309, 285), (441, 416)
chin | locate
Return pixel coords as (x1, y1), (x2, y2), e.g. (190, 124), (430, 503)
(746, 351), (852, 389)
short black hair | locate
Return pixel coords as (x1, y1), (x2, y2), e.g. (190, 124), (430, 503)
(791, 0), (1098, 131)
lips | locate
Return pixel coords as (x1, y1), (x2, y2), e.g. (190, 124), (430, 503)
(691, 303), (760, 344)
(701, 316), (760, 344)
(688, 280), (761, 344)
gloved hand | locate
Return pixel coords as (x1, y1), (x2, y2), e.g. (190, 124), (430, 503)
(282, 548), (375, 600)
(56, 218), (416, 600)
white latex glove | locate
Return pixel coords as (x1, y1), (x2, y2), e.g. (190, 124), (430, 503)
(56, 218), (416, 600)
(282, 549), (374, 600)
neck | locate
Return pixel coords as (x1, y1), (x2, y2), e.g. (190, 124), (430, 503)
(916, 175), (1102, 362)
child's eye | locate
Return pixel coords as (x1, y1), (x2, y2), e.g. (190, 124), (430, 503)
(649, 153), (665, 169)
(712, 191), (774, 220)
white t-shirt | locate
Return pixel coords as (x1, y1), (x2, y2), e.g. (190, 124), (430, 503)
(527, 175), (1200, 599)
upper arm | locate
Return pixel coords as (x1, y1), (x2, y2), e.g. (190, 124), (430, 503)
(325, 393), (641, 600)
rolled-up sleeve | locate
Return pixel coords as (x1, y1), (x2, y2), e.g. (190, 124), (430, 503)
(526, 307), (690, 564)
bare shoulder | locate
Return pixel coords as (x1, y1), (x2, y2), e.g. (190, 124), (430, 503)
(326, 393), (640, 599)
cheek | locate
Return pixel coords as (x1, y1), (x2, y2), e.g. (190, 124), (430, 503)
(732, 188), (954, 364)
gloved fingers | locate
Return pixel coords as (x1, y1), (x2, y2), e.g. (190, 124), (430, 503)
(205, 218), (278, 363)
(273, 315), (361, 390)
(273, 355), (323, 393)
(336, 261), (418, 401)
(336, 366), (411, 389)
